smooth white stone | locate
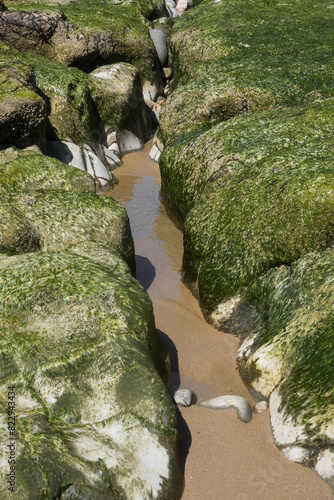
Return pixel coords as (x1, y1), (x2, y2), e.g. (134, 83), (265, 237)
(174, 389), (193, 407)
(199, 395), (253, 423)
(118, 130), (143, 155)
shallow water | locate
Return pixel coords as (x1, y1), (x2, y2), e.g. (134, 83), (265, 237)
(109, 141), (333, 500)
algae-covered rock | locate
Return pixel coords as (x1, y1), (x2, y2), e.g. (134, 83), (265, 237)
(0, 43), (152, 148)
(237, 249), (334, 486)
(0, 247), (182, 499)
(0, 42), (101, 146)
(0, 153), (95, 193)
(46, 141), (115, 191)
(0, 190), (135, 270)
(164, 100), (334, 315)
(159, 0), (334, 141)
(90, 62), (152, 142)
(0, 61), (47, 147)
(0, 0), (163, 86)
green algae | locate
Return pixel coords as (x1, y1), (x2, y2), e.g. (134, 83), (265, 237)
(159, 0), (334, 144)
(0, 41), (100, 144)
(90, 62), (147, 132)
(161, 99), (334, 312)
(0, 154), (95, 193)
(0, 248), (182, 499)
(244, 250), (334, 437)
(0, 190), (135, 270)
(0, 60), (47, 147)
(3, 0), (161, 83)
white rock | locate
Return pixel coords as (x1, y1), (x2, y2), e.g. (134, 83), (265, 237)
(176, 0), (188, 16)
(103, 146), (122, 170)
(106, 131), (118, 148)
(269, 389), (308, 447)
(82, 145), (114, 191)
(314, 449), (334, 488)
(47, 140), (85, 170)
(281, 446), (309, 463)
(253, 401), (268, 413)
(118, 130), (143, 155)
(245, 343), (283, 398)
(209, 296), (242, 328)
(174, 389), (193, 407)
(149, 134), (164, 163)
(47, 141), (114, 190)
(165, 0), (179, 19)
(237, 332), (259, 361)
(149, 144), (161, 163)
(199, 395), (253, 423)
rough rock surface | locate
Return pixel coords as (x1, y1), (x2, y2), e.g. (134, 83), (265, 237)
(0, 153), (95, 194)
(158, 0), (334, 487)
(0, 0), (184, 498)
(0, 62), (47, 147)
(91, 63), (152, 144)
(47, 141), (115, 191)
(0, 1), (162, 85)
(0, 245), (182, 499)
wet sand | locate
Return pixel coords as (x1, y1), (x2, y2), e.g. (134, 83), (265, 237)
(109, 141), (334, 500)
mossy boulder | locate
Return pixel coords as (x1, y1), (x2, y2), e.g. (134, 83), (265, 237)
(159, 0), (334, 142)
(0, 246), (182, 499)
(0, 153), (95, 193)
(0, 42), (101, 145)
(159, 100), (334, 319)
(237, 249), (334, 487)
(90, 62), (152, 141)
(0, 43), (152, 148)
(0, 61), (47, 147)
(0, 190), (135, 270)
(0, 0), (163, 87)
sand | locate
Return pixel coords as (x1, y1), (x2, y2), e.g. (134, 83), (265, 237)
(109, 141), (334, 500)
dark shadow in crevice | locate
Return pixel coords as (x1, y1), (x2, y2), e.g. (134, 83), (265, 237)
(157, 328), (192, 474)
(135, 254), (156, 290)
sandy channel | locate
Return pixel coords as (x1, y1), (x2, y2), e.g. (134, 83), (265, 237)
(109, 141), (334, 500)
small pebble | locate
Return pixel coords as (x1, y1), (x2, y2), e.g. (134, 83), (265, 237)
(174, 389), (193, 407)
(253, 401), (269, 413)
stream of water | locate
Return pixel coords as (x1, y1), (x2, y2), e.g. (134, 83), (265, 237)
(109, 141), (333, 500)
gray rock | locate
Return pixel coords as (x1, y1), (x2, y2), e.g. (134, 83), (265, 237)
(176, 0), (188, 16)
(199, 395), (253, 423)
(174, 389), (193, 407)
(163, 67), (173, 80)
(150, 29), (168, 67)
(165, 0), (179, 18)
(118, 130), (144, 155)
(46, 141), (115, 191)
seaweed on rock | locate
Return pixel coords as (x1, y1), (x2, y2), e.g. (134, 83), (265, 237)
(0, 247), (182, 499)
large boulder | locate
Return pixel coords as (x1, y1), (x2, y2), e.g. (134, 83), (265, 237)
(159, 0), (334, 141)
(0, 190), (135, 269)
(0, 153), (95, 194)
(159, 99), (334, 318)
(0, 62), (47, 147)
(237, 249), (334, 488)
(0, 245), (182, 499)
(0, 0), (163, 88)
(90, 63), (152, 143)
(158, 0), (334, 487)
